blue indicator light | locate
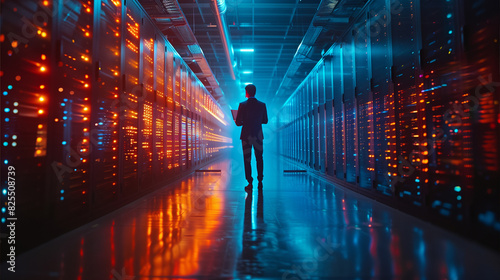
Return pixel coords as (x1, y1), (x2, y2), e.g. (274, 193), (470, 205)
(415, 179), (420, 183)
(454, 129), (458, 133)
(454, 186), (461, 192)
(3, 142), (8, 147)
(1, 218), (5, 223)
(62, 141), (67, 145)
(60, 197), (64, 201)
(98, 142), (103, 145)
(61, 103), (66, 106)
(7, 85), (13, 90)
(448, 30), (453, 34)
(4, 160), (8, 164)
(447, 13), (452, 18)
(4, 134), (8, 138)
(457, 195), (462, 201)
(62, 116), (68, 120)
(2, 189), (6, 195)
(4, 108), (10, 113)
(1, 207), (5, 213)
(2, 91), (7, 96)
(60, 190), (65, 194)
(5, 118), (10, 122)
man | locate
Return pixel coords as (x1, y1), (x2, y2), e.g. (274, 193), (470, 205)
(235, 84), (268, 188)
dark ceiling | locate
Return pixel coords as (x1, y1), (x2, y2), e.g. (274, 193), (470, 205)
(179, 0), (322, 108)
(140, 0), (368, 111)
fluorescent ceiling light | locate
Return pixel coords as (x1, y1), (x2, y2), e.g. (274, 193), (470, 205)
(242, 71), (253, 74)
(243, 82), (252, 85)
(240, 49), (254, 52)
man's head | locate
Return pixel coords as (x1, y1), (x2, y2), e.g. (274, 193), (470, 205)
(245, 84), (256, 98)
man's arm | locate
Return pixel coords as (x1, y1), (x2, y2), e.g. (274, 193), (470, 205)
(235, 103), (244, 126)
(262, 104), (268, 124)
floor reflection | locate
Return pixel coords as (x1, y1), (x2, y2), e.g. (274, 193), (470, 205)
(2, 155), (500, 279)
(237, 186), (265, 276)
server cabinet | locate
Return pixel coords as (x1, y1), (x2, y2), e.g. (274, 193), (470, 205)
(324, 57), (335, 176)
(369, 0), (395, 195)
(318, 64), (327, 173)
(0, 0), (53, 237)
(91, 0), (123, 205)
(165, 48), (174, 171)
(391, 0), (425, 204)
(420, 0), (466, 219)
(121, 0), (141, 194)
(50, 0), (95, 216)
(343, 33), (357, 184)
(154, 37), (166, 178)
(139, 18), (155, 188)
(173, 57), (181, 170)
(353, 14), (374, 189)
(332, 45), (345, 179)
(313, 74), (320, 171)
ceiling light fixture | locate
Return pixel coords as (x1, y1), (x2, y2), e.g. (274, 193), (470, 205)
(240, 49), (254, 52)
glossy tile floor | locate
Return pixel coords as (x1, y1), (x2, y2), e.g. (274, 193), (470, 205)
(3, 152), (500, 279)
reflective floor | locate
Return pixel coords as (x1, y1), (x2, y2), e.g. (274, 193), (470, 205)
(2, 152), (500, 279)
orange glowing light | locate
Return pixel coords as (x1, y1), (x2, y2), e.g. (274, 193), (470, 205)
(86, 8), (91, 13)
(85, 32), (90, 37)
(84, 84), (89, 88)
(37, 137), (42, 143)
(54, 118), (59, 122)
(38, 109), (44, 114)
(83, 107), (88, 111)
(41, 32), (47, 38)
(15, 76), (21, 81)
(83, 117), (88, 121)
(40, 85), (45, 89)
(43, 0), (49, 5)
(39, 96), (45, 102)
(40, 66), (46, 72)
(36, 150), (42, 155)
(38, 124), (43, 129)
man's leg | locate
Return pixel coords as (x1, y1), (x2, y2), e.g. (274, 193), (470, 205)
(253, 138), (264, 182)
(242, 140), (253, 184)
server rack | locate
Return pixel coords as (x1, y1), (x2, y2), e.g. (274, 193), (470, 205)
(277, 0), (500, 248)
(0, 0), (231, 253)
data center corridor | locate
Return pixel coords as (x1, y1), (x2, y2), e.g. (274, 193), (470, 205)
(3, 150), (500, 280)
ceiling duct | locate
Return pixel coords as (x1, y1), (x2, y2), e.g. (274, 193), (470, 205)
(138, 0), (225, 101)
(211, 0), (236, 80)
(272, 0), (368, 108)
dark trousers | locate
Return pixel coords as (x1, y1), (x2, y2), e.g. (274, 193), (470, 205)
(242, 137), (263, 184)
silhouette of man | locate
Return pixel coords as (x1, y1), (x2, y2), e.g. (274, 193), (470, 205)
(236, 84), (268, 188)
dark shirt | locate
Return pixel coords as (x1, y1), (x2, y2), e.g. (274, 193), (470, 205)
(236, 97), (268, 140)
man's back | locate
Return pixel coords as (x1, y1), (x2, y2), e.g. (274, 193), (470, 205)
(236, 98), (268, 140)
